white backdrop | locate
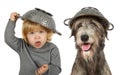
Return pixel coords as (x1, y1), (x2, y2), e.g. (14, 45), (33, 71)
(0, 0), (120, 75)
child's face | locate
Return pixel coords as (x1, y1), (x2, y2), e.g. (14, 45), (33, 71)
(27, 29), (48, 48)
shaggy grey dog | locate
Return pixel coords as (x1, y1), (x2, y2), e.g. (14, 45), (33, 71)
(64, 7), (114, 75)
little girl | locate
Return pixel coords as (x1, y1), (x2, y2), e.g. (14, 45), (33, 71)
(5, 8), (61, 75)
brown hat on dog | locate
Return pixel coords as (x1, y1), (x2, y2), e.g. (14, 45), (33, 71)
(64, 7), (114, 30)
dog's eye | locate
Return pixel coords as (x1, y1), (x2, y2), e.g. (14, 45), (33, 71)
(90, 23), (96, 27)
(77, 23), (82, 28)
(90, 20), (99, 27)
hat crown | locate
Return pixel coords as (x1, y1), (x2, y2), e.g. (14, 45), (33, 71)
(74, 7), (104, 18)
(21, 8), (61, 35)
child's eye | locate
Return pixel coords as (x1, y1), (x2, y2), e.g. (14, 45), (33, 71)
(39, 30), (45, 33)
(29, 32), (34, 34)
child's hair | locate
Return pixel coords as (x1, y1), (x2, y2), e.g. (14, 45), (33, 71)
(22, 20), (53, 43)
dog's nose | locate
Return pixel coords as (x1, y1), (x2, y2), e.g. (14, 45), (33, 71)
(81, 34), (89, 42)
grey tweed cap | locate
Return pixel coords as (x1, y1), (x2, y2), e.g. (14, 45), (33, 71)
(20, 8), (61, 35)
(64, 7), (114, 30)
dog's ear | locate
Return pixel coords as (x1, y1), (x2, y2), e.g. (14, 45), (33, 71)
(102, 22), (114, 40)
(70, 26), (76, 37)
(70, 21), (79, 37)
(105, 31), (109, 40)
(91, 17), (114, 40)
(104, 23), (114, 40)
(64, 18), (77, 37)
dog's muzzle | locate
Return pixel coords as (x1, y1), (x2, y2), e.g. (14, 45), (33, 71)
(80, 34), (92, 51)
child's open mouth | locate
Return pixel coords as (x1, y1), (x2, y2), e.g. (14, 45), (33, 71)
(35, 41), (41, 47)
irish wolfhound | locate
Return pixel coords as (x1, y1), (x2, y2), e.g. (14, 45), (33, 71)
(64, 7), (114, 75)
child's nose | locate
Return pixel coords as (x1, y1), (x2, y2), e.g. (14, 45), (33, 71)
(35, 34), (40, 39)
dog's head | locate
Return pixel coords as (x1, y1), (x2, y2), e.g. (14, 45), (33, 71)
(70, 17), (113, 61)
(64, 7), (114, 61)
(72, 17), (108, 59)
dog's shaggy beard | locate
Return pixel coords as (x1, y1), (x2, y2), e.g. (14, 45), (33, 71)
(75, 40), (105, 75)
(76, 37), (105, 62)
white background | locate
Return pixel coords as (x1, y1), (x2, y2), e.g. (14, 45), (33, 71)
(0, 0), (120, 75)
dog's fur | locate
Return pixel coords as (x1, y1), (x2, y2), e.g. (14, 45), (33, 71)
(70, 17), (112, 75)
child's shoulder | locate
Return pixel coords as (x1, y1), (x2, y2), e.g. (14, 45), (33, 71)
(46, 42), (58, 48)
(46, 42), (60, 54)
(47, 42), (56, 46)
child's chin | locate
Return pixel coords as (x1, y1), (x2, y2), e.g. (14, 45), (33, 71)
(33, 45), (42, 48)
(35, 46), (41, 48)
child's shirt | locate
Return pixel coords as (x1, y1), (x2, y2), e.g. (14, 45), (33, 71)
(5, 20), (61, 75)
